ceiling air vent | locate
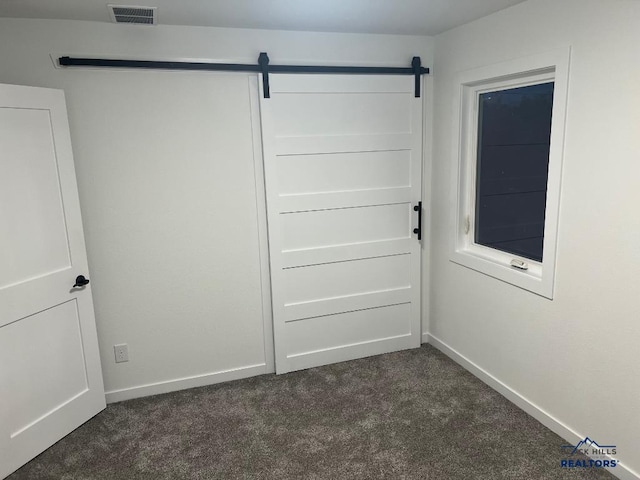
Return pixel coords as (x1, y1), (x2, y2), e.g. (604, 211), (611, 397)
(108, 5), (157, 25)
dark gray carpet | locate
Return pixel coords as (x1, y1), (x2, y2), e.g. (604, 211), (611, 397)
(10, 345), (614, 479)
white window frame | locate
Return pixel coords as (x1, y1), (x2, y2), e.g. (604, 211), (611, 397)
(450, 48), (570, 299)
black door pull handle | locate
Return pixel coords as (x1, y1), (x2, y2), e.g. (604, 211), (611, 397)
(413, 201), (422, 241)
(73, 275), (90, 288)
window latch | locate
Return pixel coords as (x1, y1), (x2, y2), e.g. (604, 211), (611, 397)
(510, 259), (529, 270)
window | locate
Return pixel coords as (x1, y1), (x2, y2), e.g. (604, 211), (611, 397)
(451, 49), (570, 299)
(475, 82), (554, 262)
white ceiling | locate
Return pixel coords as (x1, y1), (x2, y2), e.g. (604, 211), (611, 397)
(0, 0), (527, 36)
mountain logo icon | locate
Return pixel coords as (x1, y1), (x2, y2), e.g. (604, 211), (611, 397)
(561, 437), (616, 455)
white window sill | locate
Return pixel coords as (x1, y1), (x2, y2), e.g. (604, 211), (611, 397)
(450, 246), (554, 299)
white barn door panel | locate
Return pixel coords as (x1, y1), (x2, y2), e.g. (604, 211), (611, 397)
(260, 74), (423, 374)
(0, 84), (105, 479)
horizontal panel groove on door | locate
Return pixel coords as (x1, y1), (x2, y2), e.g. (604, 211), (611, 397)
(286, 303), (412, 357)
(275, 134), (413, 155)
(287, 334), (415, 372)
(285, 287), (411, 322)
(0, 272), (79, 329)
(281, 203), (410, 251)
(276, 150), (411, 195)
(269, 75), (413, 94)
(282, 238), (412, 268)
(284, 254), (411, 306)
(279, 187), (412, 213)
(273, 93), (412, 137)
(0, 300), (88, 438)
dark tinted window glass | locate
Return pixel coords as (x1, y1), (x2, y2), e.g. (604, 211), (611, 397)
(475, 82), (554, 262)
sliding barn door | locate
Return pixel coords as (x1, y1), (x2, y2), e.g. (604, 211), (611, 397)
(259, 74), (423, 374)
(0, 84), (105, 478)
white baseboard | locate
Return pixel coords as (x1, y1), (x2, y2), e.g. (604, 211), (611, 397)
(105, 363), (269, 403)
(425, 333), (638, 480)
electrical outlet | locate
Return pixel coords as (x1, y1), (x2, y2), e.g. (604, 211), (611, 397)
(114, 344), (129, 363)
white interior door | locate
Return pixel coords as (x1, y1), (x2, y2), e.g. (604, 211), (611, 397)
(259, 74), (423, 374)
(0, 84), (105, 479)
